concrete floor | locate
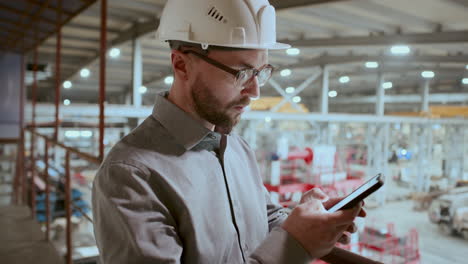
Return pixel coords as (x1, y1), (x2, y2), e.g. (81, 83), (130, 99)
(0, 205), (63, 264)
(365, 200), (468, 264)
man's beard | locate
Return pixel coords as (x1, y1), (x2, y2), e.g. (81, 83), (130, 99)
(191, 75), (250, 133)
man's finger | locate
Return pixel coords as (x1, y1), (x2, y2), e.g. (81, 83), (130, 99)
(300, 198), (327, 213)
(337, 233), (351, 245)
(358, 208), (367, 217)
(327, 204), (362, 225)
(346, 223), (357, 233)
(301, 188), (329, 203)
(323, 197), (344, 210)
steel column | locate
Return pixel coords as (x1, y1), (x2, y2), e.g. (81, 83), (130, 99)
(14, 54), (26, 204)
(366, 123), (389, 204)
(375, 72), (384, 116)
(443, 125), (464, 185)
(65, 151), (72, 264)
(30, 46), (38, 217)
(320, 65), (329, 114)
(44, 140), (50, 241)
(54, 0), (62, 141)
(20, 54), (25, 205)
(421, 80), (430, 112)
(20, 130), (26, 205)
(415, 124), (433, 192)
(319, 122), (331, 144)
(132, 37), (142, 107)
(463, 127), (467, 181)
(99, 0), (107, 161)
(21, 130), (28, 205)
(30, 133), (36, 214)
(381, 123), (390, 204)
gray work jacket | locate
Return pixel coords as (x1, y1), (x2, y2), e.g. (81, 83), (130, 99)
(92, 93), (310, 263)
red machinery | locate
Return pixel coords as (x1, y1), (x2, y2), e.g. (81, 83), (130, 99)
(311, 223), (420, 264)
(265, 147), (365, 207)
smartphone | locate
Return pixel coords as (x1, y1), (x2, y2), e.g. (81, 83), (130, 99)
(327, 173), (384, 213)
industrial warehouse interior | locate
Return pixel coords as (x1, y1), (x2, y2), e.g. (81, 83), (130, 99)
(1, 0), (468, 263)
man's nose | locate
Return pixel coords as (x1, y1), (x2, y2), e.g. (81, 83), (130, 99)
(241, 76), (260, 99)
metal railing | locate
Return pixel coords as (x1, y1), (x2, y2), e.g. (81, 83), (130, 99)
(14, 127), (100, 264)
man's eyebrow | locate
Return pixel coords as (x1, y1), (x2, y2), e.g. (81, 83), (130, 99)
(237, 62), (257, 69)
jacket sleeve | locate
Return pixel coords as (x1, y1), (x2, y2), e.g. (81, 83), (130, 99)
(246, 187), (312, 264)
(92, 161), (182, 264)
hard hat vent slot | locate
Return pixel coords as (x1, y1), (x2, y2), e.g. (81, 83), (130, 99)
(207, 6), (226, 23)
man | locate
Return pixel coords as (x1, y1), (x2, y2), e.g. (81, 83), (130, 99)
(92, 0), (366, 263)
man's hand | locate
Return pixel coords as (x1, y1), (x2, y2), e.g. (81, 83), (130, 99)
(281, 188), (365, 258)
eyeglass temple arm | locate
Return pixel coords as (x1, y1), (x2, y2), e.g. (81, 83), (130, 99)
(182, 50), (239, 76)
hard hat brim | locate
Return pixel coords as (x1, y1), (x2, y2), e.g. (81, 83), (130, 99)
(158, 37), (291, 50)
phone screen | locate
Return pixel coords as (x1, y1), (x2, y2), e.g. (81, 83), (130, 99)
(327, 173), (384, 213)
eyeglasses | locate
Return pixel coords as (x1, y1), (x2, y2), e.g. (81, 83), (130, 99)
(182, 50), (274, 88)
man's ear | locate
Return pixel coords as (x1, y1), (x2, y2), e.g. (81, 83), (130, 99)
(171, 50), (190, 81)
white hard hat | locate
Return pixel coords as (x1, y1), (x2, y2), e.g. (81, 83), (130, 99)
(157, 0), (290, 50)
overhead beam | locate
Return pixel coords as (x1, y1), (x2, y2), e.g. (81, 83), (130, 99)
(113, 19), (159, 45)
(270, 0), (348, 10)
(27, 0), (74, 16)
(330, 66), (466, 77)
(302, 6), (397, 33)
(281, 30), (468, 47)
(268, 79), (303, 112)
(62, 18), (160, 82)
(26, 103), (468, 125)
(65, 23), (122, 34)
(8, 0), (53, 49)
(0, 2), (55, 25)
(317, 79), (460, 96)
(330, 93), (468, 104)
(347, 1), (439, 31)
(287, 54), (468, 68)
(271, 68), (322, 112)
(27, 0), (97, 53)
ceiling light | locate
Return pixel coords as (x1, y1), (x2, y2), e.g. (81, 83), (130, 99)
(365, 61), (379, 68)
(328, 90), (337, 97)
(462, 78), (468, 85)
(63, 80), (72, 89)
(164, 76), (174, 85)
(285, 87), (295, 94)
(109, 48), (120, 58)
(280, 69), (292, 77)
(139, 86), (147, 94)
(382, 82), (393, 89)
(390, 45), (410, 55)
(80, 131), (93, 138)
(421, 71), (435, 79)
(292, 96), (301, 103)
(63, 99), (71, 105)
(80, 68), (90, 78)
(65, 130), (80, 138)
(339, 76), (350, 84)
(286, 48), (300, 56)
(265, 117), (272, 123)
